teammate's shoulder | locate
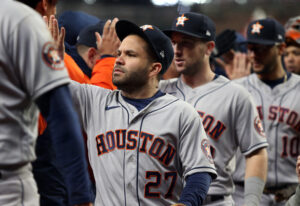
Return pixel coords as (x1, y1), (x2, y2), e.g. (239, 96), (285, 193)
(287, 73), (300, 89)
(290, 73), (300, 81)
(232, 75), (250, 85)
(1, 0), (40, 24)
(159, 78), (179, 90)
(163, 93), (198, 111)
(219, 75), (249, 91)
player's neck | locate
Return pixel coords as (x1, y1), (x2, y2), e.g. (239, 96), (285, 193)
(121, 83), (158, 99)
(257, 63), (286, 82)
(181, 65), (215, 88)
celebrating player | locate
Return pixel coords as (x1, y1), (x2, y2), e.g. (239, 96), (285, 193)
(160, 12), (268, 205)
(0, 0), (92, 206)
(68, 20), (217, 205)
(233, 18), (300, 206)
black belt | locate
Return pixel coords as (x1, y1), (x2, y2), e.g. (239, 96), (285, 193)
(234, 181), (244, 187)
(203, 195), (224, 204)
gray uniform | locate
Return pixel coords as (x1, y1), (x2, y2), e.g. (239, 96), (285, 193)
(69, 81), (217, 206)
(233, 73), (300, 205)
(0, 0), (69, 205)
(159, 75), (268, 204)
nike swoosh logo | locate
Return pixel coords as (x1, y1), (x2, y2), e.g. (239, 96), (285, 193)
(105, 106), (120, 111)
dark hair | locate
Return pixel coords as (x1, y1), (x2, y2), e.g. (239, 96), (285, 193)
(17, 0), (56, 9)
(143, 43), (164, 80)
(286, 37), (300, 47)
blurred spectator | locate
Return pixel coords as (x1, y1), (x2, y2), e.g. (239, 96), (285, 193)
(284, 16), (300, 75)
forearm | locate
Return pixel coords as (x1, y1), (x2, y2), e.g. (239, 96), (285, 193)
(178, 172), (212, 206)
(245, 148), (268, 180)
(244, 148), (268, 206)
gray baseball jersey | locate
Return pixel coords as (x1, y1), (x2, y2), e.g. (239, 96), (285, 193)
(233, 73), (300, 187)
(0, 0), (69, 166)
(159, 75), (268, 196)
(69, 81), (217, 206)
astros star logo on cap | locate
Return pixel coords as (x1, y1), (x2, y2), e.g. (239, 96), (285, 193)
(176, 14), (189, 27)
(251, 22), (264, 34)
(140, 25), (154, 31)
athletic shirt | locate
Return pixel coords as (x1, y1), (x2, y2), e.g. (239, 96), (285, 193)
(0, 0), (70, 166)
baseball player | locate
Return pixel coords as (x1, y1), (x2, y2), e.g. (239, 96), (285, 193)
(284, 16), (300, 75)
(232, 18), (300, 206)
(0, 0), (92, 206)
(160, 12), (269, 205)
(68, 20), (217, 206)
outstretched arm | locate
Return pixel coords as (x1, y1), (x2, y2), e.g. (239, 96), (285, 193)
(36, 85), (93, 206)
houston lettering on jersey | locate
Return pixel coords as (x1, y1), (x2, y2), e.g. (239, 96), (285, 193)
(257, 106), (300, 132)
(197, 111), (226, 141)
(95, 129), (176, 166)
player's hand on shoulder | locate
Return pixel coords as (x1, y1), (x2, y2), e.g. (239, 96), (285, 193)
(43, 15), (66, 60)
(96, 18), (121, 57)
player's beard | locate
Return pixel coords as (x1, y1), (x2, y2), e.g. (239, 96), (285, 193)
(112, 65), (149, 93)
(252, 56), (277, 75)
(177, 60), (202, 76)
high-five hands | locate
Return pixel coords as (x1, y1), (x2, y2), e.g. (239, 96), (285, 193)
(43, 15), (65, 60)
(95, 18), (121, 57)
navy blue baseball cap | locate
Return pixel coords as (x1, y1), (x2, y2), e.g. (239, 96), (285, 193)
(164, 12), (216, 41)
(58, 11), (100, 46)
(246, 18), (285, 45)
(116, 20), (174, 74)
(76, 20), (105, 49)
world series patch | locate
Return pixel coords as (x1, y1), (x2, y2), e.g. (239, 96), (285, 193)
(201, 139), (214, 164)
(42, 42), (64, 70)
(254, 116), (266, 137)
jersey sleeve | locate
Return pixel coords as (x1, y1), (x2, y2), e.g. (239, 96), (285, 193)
(234, 87), (268, 155)
(68, 81), (111, 131)
(8, 13), (70, 100)
(179, 103), (217, 180)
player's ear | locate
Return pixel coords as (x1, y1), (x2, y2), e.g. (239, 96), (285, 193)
(206, 41), (215, 56)
(149, 62), (162, 78)
(277, 42), (286, 56)
(88, 47), (97, 60)
(35, 0), (46, 16)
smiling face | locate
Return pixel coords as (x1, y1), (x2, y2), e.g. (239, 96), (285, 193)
(171, 32), (211, 76)
(113, 35), (154, 92)
(247, 43), (280, 74)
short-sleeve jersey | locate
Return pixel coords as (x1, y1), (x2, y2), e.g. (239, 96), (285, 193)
(69, 81), (217, 206)
(159, 75), (268, 195)
(0, 0), (70, 166)
(233, 73), (300, 187)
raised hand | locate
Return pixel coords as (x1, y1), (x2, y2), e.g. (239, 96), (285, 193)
(96, 18), (121, 57)
(43, 15), (65, 59)
(215, 51), (251, 80)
